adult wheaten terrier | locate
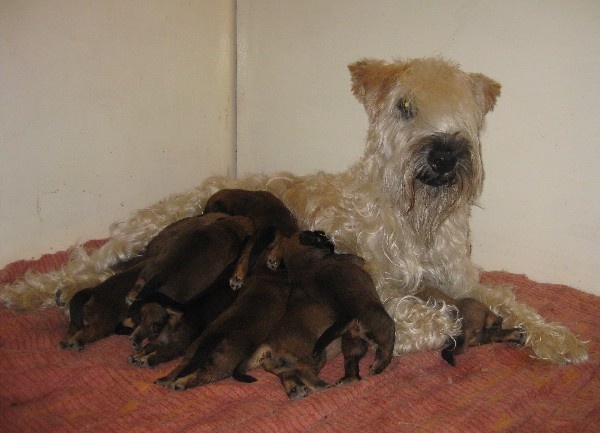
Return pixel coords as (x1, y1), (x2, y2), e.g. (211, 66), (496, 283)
(1, 57), (586, 364)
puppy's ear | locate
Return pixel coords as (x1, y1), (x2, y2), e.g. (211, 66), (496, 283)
(204, 199), (226, 214)
(469, 73), (501, 114)
(165, 307), (184, 320)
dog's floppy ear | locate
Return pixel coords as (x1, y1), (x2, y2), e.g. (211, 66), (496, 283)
(469, 73), (501, 114)
(349, 58), (389, 104)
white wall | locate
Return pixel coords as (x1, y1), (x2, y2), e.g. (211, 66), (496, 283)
(0, 1), (235, 263)
(236, 0), (600, 294)
(2, 1), (599, 296)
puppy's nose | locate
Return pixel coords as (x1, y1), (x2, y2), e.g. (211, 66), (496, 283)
(428, 147), (458, 174)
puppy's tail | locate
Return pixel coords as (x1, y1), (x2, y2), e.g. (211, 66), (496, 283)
(441, 335), (465, 366)
(232, 359), (257, 383)
(232, 344), (272, 383)
(312, 317), (353, 360)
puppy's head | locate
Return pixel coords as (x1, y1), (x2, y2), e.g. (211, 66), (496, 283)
(280, 231), (334, 270)
(298, 231), (335, 253)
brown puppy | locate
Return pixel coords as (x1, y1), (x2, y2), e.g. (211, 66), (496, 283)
(128, 300), (170, 351)
(128, 264), (238, 367)
(60, 213), (250, 350)
(233, 285), (336, 399)
(126, 213), (253, 305)
(415, 286), (524, 365)
(155, 253), (290, 391)
(204, 189), (298, 289)
(59, 263), (143, 350)
(441, 298), (524, 365)
(281, 231), (396, 383)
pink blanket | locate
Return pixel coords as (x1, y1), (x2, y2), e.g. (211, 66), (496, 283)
(1, 248), (599, 432)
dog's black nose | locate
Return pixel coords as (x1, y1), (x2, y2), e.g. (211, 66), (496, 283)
(428, 147), (458, 175)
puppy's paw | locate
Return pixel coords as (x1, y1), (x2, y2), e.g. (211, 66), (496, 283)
(229, 276), (244, 291)
(514, 328), (526, 345)
(59, 339), (84, 351)
(131, 342), (142, 352)
(125, 286), (141, 306)
(54, 289), (66, 307)
(154, 376), (170, 387)
(286, 384), (309, 399)
(128, 354), (151, 368)
(168, 382), (187, 391)
(266, 255), (280, 271)
(336, 375), (361, 385)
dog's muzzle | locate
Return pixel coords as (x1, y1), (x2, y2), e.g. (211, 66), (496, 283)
(416, 134), (471, 187)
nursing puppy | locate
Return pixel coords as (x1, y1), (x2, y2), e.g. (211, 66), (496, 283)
(155, 251), (290, 391)
(126, 213), (253, 305)
(282, 231), (396, 383)
(204, 189), (298, 289)
(59, 263), (143, 350)
(128, 298), (170, 351)
(233, 285), (336, 399)
(128, 264), (238, 367)
(441, 298), (524, 366)
(415, 286), (524, 365)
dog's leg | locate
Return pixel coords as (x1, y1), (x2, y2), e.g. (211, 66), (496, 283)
(383, 293), (461, 356)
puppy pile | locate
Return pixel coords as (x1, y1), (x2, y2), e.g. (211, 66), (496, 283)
(60, 189), (522, 398)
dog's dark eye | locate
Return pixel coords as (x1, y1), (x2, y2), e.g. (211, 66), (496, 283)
(396, 98), (416, 119)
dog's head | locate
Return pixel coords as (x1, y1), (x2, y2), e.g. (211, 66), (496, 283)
(349, 57), (500, 241)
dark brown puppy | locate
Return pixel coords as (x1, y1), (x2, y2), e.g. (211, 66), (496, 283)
(60, 213), (248, 350)
(54, 214), (228, 308)
(126, 213), (253, 305)
(233, 285), (336, 399)
(281, 231), (396, 383)
(128, 300), (170, 351)
(415, 286), (524, 365)
(204, 189), (298, 289)
(128, 264), (238, 368)
(155, 254), (290, 391)
(59, 263), (143, 350)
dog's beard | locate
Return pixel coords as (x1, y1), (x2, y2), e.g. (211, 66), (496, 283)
(384, 142), (481, 245)
(408, 176), (473, 245)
